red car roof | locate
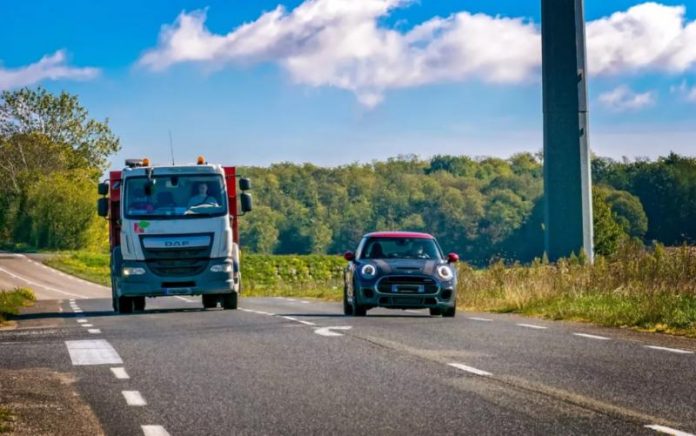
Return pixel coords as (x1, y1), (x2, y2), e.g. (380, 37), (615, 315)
(365, 231), (435, 239)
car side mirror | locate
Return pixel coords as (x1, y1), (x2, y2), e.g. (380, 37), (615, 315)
(98, 182), (109, 196)
(344, 251), (355, 261)
(239, 178), (251, 191)
(240, 192), (253, 213)
(447, 253), (459, 263)
(97, 198), (109, 217)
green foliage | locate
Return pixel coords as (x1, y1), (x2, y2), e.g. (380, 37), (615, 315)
(0, 87), (119, 249)
(0, 287), (36, 323)
(593, 186), (629, 256)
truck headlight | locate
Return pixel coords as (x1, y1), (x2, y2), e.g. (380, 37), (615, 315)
(122, 267), (146, 276)
(360, 264), (377, 279)
(210, 264), (233, 273)
(437, 265), (453, 281)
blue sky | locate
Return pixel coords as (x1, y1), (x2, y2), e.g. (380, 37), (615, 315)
(1, 0), (695, 169)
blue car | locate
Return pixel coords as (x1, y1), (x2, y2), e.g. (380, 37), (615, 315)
(343, 231), (459, 317)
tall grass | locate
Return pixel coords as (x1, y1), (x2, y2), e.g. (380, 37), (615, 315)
(0, 288), (36, 323)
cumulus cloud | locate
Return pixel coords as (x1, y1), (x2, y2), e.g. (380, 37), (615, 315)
(587, 2), (696, 75)
(0, 50), (100, 91)
(598, 85), (656, 111)
(138, 1), (696, 106)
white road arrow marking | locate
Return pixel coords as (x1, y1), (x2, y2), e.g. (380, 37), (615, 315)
(314, 326), (352, 337)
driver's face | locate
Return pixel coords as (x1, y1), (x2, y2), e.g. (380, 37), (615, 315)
(198, 184), (207, 194)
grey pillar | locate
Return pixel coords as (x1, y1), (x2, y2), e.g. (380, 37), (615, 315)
(541, 0), (594, 262)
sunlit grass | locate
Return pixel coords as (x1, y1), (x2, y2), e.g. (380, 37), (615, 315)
(0, 287), (36, 324)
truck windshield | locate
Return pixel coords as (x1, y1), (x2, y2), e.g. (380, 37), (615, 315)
(361, 238), (443, 260)
(125, 174), (227, 219)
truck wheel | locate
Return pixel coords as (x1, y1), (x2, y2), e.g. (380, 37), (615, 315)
(202, 294), (218, 309)
(133, 297), (146, 312)
(442, 306), (456, 318)
(117, 296), (134, 314)
(222, 292), (238, 310)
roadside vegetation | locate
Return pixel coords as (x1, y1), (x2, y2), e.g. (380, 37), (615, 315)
(0, 406), (13, 433)
(0, 288), (36, 324)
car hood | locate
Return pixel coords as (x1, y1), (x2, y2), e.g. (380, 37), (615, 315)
(369, 259), (440, 275)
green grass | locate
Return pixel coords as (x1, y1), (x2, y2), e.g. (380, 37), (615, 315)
(44, 242), (696, 336)
(0, 406), (13, 433)
(0, 287), (36, 324)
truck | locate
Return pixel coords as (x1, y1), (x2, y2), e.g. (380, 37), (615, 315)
(97, 156), (252, 314)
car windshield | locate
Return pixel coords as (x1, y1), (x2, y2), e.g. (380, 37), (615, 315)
(125, 174), (227, 218)
(361, 237), (443, 260)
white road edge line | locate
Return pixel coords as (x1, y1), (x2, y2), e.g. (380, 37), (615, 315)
(77, 319), (88, 323)
(282, 316), (316, 326)
(0, 266), (88, 298)
(122, 390), (147, 406)
(573, 333), (610, 340)
(645, 424), (695, 436)
(517, 323), (548, 330)
(644, 346), (694, 355)
(142, 425), (171, 436)
(468, 317), (493, 322)
(88, 329), (101, 334)
(448, 363), (493, 377)
(111, 367), (130, 380)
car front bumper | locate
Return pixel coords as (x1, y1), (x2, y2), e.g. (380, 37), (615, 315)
(355, 276), (456, 310)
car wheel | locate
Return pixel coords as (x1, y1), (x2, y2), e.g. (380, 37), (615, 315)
(222, 292), (238, 310)
(442, 305), (456, 318)
(353, 293), (367, 317)
(133, 296), (146, 312)
(202, 294), (218, 309)
(429, 308), (442, 316)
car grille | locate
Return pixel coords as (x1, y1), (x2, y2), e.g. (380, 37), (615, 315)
(376, 275), (439, 294)
(142, 246), (210, 277)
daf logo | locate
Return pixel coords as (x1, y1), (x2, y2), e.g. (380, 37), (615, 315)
(165, 241), (190, 247)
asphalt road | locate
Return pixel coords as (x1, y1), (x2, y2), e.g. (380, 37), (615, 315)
(1, 255), (695, 435)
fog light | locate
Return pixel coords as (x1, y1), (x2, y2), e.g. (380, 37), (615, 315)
(210, 264), (233, 273)
(122, 267), (145, 276)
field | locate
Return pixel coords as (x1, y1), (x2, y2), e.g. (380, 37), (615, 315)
(44, 243), (696, 336)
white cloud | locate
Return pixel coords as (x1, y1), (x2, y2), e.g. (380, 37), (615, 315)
(598, 85), (656, 111)
(0, 50), (100, 91)
(670, 80), (696, 102)
(587, 2), (696, 75)
(138, 1), (696, 106)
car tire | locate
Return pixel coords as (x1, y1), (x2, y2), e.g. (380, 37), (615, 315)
(429, 308), (442, 316)
(353, 293), (367, 317)
(133, 296), (146, 312)
(343, 288), (352, 316)
(202, 294), (218, 309)
(222, 292), (238, 310)
(442, 305), (456, 318)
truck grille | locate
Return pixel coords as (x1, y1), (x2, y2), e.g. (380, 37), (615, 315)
(143, 246), (211, 277)
(376, 276), (439, 294)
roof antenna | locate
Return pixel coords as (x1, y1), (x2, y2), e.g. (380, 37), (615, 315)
(168, 130), (176, 165)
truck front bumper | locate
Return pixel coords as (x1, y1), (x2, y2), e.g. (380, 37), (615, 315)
(115, 258), (238, 297)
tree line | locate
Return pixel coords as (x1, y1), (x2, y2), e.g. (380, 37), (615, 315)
(1, 88), (693, 264)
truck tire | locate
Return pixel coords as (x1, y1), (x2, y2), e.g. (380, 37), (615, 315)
(111, 247), (123, 313)
(133, 296), (146, 312)
(202, 294), (218, 309)
(117, 296), (134, 314)
(222, 292), (238, 310)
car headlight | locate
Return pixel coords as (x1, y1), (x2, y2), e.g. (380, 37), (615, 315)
(210, 264), (233, 273)
(360, 264), (377, 279)
(122, 267), (146, 276)
(437, 265), (453, 280)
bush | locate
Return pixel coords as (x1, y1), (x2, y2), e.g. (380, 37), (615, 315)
(0, 288), (36, 322)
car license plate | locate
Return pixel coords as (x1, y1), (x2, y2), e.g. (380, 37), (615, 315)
(164, 287), (192, 295)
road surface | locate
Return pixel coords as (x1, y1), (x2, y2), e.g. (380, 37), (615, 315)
(1, 254), (695, 435)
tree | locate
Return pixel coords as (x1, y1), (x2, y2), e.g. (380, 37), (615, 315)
(593, 187), (627, 256)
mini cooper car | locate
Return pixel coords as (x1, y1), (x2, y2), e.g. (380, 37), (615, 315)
(343, 231), (459, 317)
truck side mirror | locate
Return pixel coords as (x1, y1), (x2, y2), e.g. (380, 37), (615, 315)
(239, 178), (251, 191)
(97, 198), (109, 217)
(98, 182), (109, 196)
(240, 192), (253, 213)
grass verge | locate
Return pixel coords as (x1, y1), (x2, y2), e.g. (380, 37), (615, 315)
(43, 242), (695, 336)
(0, 288), (36, 324)
(0, 406), (13, 433)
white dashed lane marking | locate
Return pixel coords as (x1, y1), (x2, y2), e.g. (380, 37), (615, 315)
(644, 346), (694, 355)
(122, 390), (147, 406)
(517, 323), (548, 330)
(573, 333), (610, 340)
(468, 317), (493, 322)
(645, 424), (695, 436)
(281, 316), (316, 326)
(142, 425), (172, 436)
(65, 340), (122, 365)
(77, 319), (88, 323)
(88, 329), (101, 334)
(448, 363), (493, 377)
(111, 367), (130, 380)
(81, 324), (94, 328)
